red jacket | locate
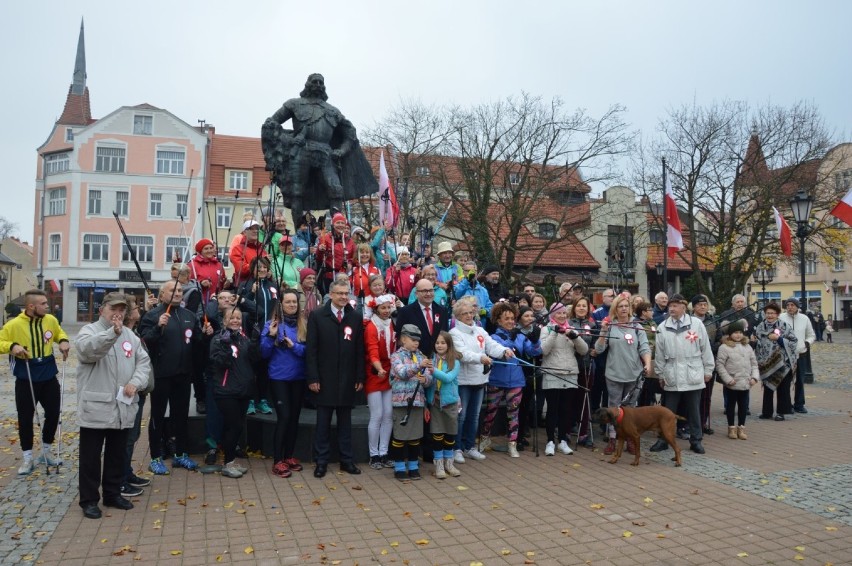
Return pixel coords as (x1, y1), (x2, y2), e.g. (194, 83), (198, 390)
(229, 234), (267, 283)
(188, 254), (225, 303)
(315, 230), (355, 279)
(386, 264), (418, 302)
(364, 319), (394, 394)
(350, 263), (380, 298)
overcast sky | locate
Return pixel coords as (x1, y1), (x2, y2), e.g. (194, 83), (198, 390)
(2, 0), (850, 243)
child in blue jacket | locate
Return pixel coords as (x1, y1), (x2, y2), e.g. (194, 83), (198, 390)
(425, 331), (462, 479)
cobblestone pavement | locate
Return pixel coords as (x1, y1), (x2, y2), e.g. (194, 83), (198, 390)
(0, 324), (850, 564)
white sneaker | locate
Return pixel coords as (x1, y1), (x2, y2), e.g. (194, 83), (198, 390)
(478, 436), (492, 452)
(453, 450), (466, 464)
(18, 455), (34, 475)
(557, 440), (574, 455)
(544, 441), (556, 456)
(464, 448), (486, 461)
(221, 461), (243, 478)
(36, 445), (62, 466)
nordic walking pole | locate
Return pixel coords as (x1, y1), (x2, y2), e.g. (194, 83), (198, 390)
(55, 358), (67, 473)
(24, 359), (51, 476)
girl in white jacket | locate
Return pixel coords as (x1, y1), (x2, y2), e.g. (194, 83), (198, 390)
(449, 297), (511, 462)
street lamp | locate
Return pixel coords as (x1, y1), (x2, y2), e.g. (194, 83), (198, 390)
(753, 265), (774, 309)
(832, 278), (839, 330)
(789, 188), (814, 383)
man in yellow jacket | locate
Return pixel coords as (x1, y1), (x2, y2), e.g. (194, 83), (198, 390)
(0, 289), (70, 474)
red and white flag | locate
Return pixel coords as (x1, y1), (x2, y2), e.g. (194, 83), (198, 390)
(377, 151), (399, 229)
(830, 186), (852, 226)
(773, 206), (793, 257)
(665, 174), (683, 258)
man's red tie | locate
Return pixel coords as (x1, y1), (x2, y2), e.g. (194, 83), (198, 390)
(337, 310), (343, 323)
(425, 307), (433, 334)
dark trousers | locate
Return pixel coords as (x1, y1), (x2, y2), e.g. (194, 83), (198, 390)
(148, 374), (192, 458)
(205, 372), (224, 446)
(590, 357), (608, 412)
(699, 377), (714, 430)
(123, 394), (146, 482)
(662, 389), (702, 442)
(252, 359), (270, 403)
(270, 380), (305, 462)
(793, 354), (807, 410)
(762, 372), (793, 417)
(544, 388), (578, 444)
(314, 405), (353, 465)
(726, 389), (749, 427)
(79, 427), (128, 507)
(215, 397), (250, 463)
(15, 378), (60, 451)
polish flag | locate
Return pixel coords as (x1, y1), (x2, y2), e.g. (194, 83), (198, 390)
(377, 151), (399, 229)
(49, 280), (62, 293)
(829, 187), (852, 226)
(773, 206), (793, 257)
(665, 175), (683, 258)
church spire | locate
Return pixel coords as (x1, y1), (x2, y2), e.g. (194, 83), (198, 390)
(71, 18), (86, 95)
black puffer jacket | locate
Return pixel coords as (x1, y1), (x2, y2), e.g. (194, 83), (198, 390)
(138, 304), (199, 378)
(209, 329), (255, 399)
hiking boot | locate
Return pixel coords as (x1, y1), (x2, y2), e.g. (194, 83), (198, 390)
(444, 458), (461, 477)
(246, 400), (257, 415)
(737, 425), (748, 440)
(120, 483), (143, 497)
(603, 439), (616, 455)
(557, 440), (574, 455)
(408, 469), (422, 480)
(434, 458), (447, 479)
(272, 460), (291, 478)
(478, 436), (492, 452)
(727, 426), (738, 439)
(507, 441), (520, 458)
(284, 457), (303, 471)
(18, 454), (34, 475)
(394, 470), (408, 481)
(649, 439), (669, 452)
(149, 458), (169, 475)
(258, 399), (273, 414)
(221, 461), (243, 478)
(544, 441), (556, 456)
(204, 449), (218, 465)
(172, 453), (199, 471)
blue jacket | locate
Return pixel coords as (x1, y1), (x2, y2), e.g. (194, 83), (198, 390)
(292, 228), (312, 262)
(370, 228), (398, 276)
(425, 355), (460, 407)
(488, 327), (542, 388)
(453, 278), (493, 314)
(260, 319), (306, 381)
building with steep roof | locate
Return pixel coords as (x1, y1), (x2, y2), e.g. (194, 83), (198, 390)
(34, 22), (207, 322)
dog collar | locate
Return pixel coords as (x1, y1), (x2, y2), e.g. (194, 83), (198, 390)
(616, 407), (625, 425)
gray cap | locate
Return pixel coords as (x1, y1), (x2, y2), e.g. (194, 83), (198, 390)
(400, 324), (421, 340)
(101, 292), (128, 307)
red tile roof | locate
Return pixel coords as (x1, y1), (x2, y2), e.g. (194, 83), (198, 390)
(57, 85), (94, 126)
(207, 134), (269, 196)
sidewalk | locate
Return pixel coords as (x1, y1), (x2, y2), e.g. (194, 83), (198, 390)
(0, 337), (849, 564)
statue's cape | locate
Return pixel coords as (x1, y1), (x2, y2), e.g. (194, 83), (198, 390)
(261, 120), (378, 212)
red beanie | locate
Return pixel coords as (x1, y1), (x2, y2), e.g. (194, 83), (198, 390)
(299, 267), (317, 283)
(195, 238), (215, 254)
(332, 212), (347, 225)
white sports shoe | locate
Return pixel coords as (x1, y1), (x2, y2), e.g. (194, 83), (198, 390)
(558, 440), (574, 455)
(37, 444), (62, 466)
(18, 454), (34, 475)
(453, 450), (466, 464)
(544, 441), (556, 456)
(478, 436), (492, 452)
(464, 448), (486, 461)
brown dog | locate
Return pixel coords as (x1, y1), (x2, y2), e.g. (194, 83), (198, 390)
(593, 406), (683, 467)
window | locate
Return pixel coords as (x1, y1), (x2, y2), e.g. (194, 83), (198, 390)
(45, 153), (70, 174)
(416, 166), (430, 176)
(115, 191), (129, 216)
(832, 248), (845, 271)
(47, 188), (66, 216)
(65, 128), (74, 142)
(156, 150), (185, 175)
(538, 222), (556, 239)
(149, 193), (162, 217)
(82, 234), (109, 261)
(218, 246), (230, 268)
(133, 115), (152, 135)
(49, 234), (61, 261)
(509, 172), (521, 186)
(649, 229), (664, 244)
(95, 147), (125, 172)
(229, 171), (249, 190)
(835, 170), (852, 192)
(554, 190), (586, 206)
(797, 252), (818, 275)
(216, 205), (232, 228)
(87, 190), (102, 215)
(606, 225), (636, 270)
(756, 291), (781, 311)
(165, 237), (190, 264)
(176, 194), (188, 218)
(122, 235), (154, 263)
(243, 207), (256, 218)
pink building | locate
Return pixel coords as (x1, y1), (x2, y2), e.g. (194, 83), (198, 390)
(35, 21), (207, 321)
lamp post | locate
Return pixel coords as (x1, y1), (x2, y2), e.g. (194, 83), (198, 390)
(655, 263), (663, 296)
(832, 278), (839, 331)
(754, 266), (774, 310)
(789, 188), (814, 384)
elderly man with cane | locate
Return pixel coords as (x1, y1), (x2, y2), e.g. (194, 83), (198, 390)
(75, 293), (150, 519)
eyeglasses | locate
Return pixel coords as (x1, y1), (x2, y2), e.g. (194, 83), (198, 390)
(416, 289), (435, 294)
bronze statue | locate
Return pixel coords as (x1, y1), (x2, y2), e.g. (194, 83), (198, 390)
(262, 73), (378, 222)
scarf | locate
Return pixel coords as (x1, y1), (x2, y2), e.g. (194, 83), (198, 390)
(371, 314), (394, 355)
(754, 319), (798, 389)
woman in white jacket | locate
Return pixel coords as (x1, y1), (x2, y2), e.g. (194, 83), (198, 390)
(449, 297), (511, 462)
(540, 303), (589, 456)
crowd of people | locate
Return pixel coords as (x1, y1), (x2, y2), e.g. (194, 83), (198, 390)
(0, 209), (822, 519)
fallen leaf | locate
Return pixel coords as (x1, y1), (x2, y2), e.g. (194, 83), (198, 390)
(381, 549), (388, 555)
(170, 550), (182, 556)
(390, 541), (399, 547)
(827, 507), (836, 512)
(794, 546), (805, 552)
(352, 485), (363, 490)
(657, 534), (666, 539)
(643, 497), (653, 504)
(101, 539), (108, 543)
(736, 552), (748, 557)
(457, 485), (469, 491)
(561, 529), (572, 536)
(826, 526), (838, 531)
(794, 555), (804, 561)
(317, 544), (325, 550)
(216, 556), (223, 562)
(443, 514), (455, 521)
(237, 509), (247, 514)
(224, 502), (234, 509)
(332, 561), (341, 565)
(415, 539), (430, 545)
(622, 531), (633, 538)
(590, 503), (605, 509)
(760, 479), (770, 484)
(470, 562), (484, 566)
(690, 489), (699, 495)
(526, 552), (535, 557)
(783, 488), (793, 493)
(501, 549), (511, 555)
(403, 511), (412, 517)
(244, 546), (254, 555)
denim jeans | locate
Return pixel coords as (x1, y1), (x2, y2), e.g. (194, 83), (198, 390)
(457, 384), (485, 451)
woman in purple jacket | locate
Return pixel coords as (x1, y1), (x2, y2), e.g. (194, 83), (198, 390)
(261, 289), (307, 478)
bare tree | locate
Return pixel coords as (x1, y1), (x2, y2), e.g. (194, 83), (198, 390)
(632, 100), (841, 306)
(0, 216), (18, 240)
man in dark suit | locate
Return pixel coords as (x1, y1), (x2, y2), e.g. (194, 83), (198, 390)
(394, 278), (449, 462)
(395, 279), (449, 356)
(306, 276), (366, 478)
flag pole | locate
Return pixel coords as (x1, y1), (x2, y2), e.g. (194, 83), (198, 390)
(662, 157), (668, 295)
